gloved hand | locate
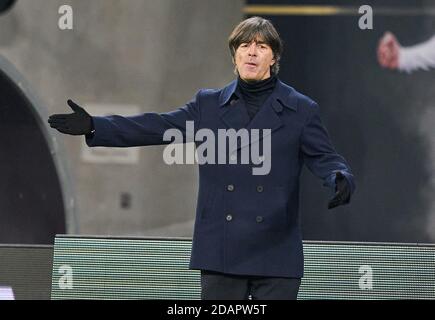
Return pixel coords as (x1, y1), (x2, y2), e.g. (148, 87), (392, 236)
(48, 99), (94, 135)
(328, 172), (351, 209)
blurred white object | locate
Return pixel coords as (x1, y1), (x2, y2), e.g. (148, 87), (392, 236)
(0, 286), (15, 300)
(400, 35), (435, 73)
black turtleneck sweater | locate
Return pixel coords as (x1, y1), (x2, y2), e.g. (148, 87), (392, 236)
(237, 75), (277, 120)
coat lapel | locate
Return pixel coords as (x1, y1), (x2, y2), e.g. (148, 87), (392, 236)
(218, 97), (251, 131)
(239, 95), (284, 151)
(218, 79), (298, 154)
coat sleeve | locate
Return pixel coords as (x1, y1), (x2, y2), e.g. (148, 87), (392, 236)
(85, 90), (202, 147)
(300, 102), (356, 195)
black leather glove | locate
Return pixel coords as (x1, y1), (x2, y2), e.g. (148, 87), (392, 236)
(48, 99), (94, 135)
(328, 172), (351, 209)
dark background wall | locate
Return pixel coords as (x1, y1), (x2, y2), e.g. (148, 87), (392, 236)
(246, 0), (435, 242)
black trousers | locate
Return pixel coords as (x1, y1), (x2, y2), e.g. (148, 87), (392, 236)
(200, 270), (301, 300)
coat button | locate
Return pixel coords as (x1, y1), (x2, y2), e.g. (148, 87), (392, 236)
(256, 216), (264, 223)
(226, 214), (233, 222)
(227, 184), (235, 192)
(256, 185), (264, 193)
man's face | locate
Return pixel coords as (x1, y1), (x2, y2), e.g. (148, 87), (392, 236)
(234, 37), (276, 82)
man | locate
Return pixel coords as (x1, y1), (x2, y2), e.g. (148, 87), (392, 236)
(48, 17), (355, 300)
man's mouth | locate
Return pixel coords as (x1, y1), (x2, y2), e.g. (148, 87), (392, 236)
(245, 62), (257, 67)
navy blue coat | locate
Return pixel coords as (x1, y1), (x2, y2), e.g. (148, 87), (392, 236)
(86, 79), (355, 278)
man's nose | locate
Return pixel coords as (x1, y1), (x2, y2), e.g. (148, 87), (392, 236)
(248, 43), (257, 56)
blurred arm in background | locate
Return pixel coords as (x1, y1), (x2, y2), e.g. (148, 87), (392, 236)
(377, 31), (435, 73)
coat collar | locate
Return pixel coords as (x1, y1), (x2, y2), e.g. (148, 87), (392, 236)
(217, 78), (299, 153)
(218, 78), (299, 112)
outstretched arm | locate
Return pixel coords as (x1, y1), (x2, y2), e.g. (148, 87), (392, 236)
(48, 91), (202, 147)
(377, 31), (435, 73)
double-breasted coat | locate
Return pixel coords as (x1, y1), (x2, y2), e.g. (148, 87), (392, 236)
(86, 79), (355, 278)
